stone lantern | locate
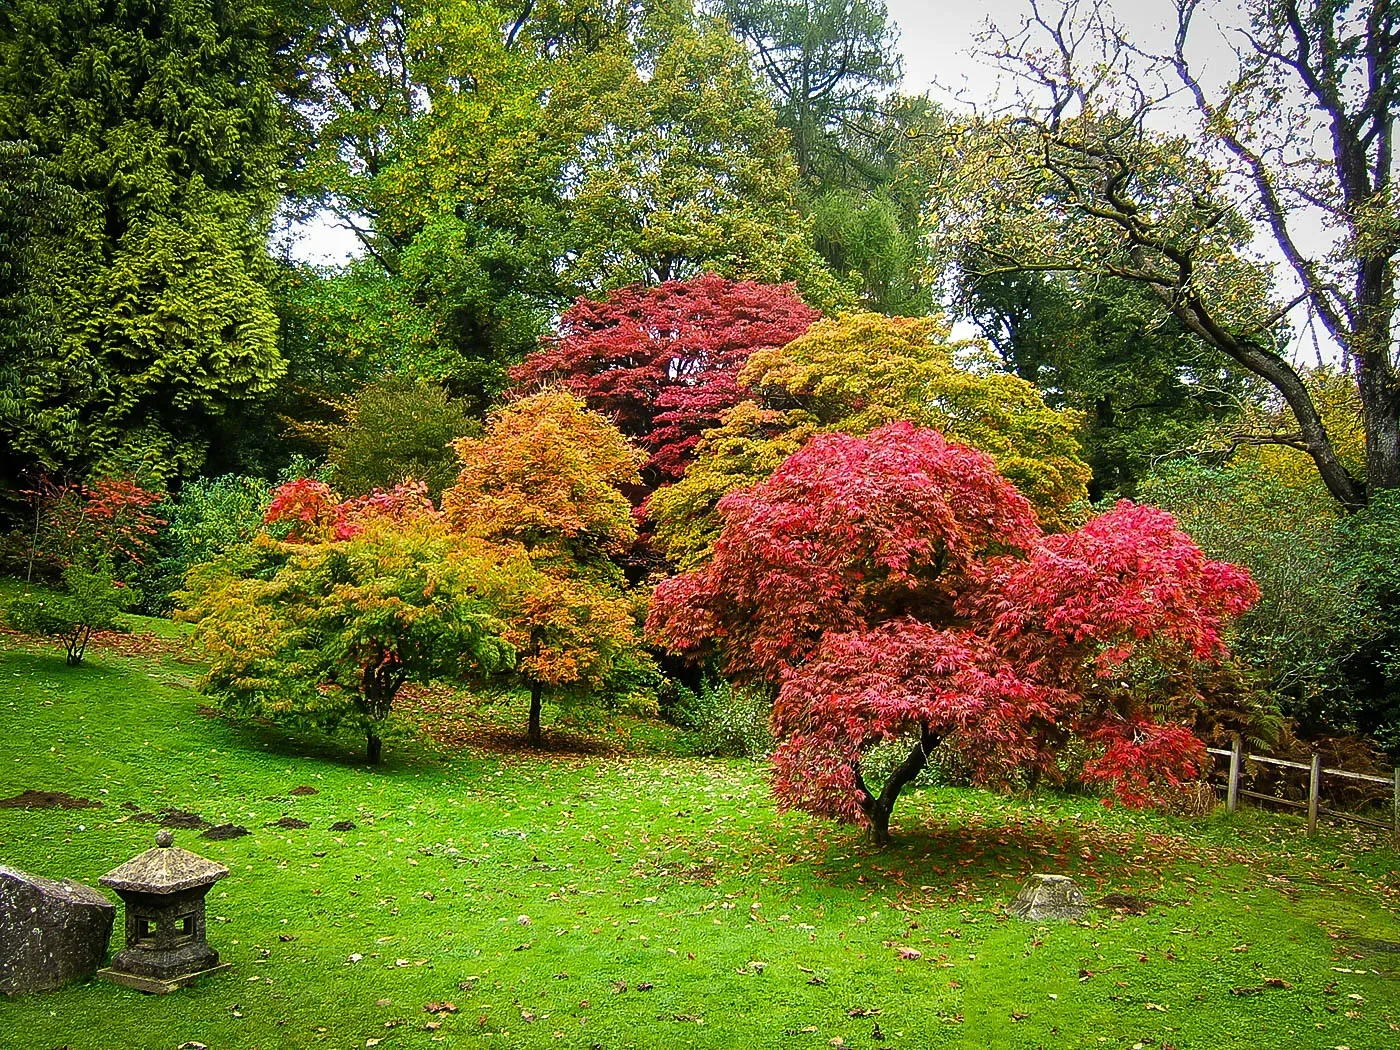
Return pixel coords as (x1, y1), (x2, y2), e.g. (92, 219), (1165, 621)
(97, 829), (231, 993)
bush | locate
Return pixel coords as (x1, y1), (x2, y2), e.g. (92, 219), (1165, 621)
(1141, 460), (1396, 751)
(7, 563), (136, 665)
(328, 378), (474, 498)
(679, 679), (773, 759)
(140, 474), (271, 612)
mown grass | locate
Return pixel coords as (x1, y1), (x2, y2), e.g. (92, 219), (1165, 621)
(1, 609), (1398, 1050)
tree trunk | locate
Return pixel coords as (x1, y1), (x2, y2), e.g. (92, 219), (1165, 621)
(1359, 361), (1400, 494)
(366, 731), (382, 765)
(527, 682), (543, 747)
(856, 725), (940, 846)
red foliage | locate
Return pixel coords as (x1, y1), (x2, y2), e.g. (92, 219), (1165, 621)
(510, 274), (820, 484)
(264, 479), (339, 542)
(266, 479), (440, 543)
(647, 424), (1258, 832)
(648, 422), (1039, 681)
(23, 475), (165, 570)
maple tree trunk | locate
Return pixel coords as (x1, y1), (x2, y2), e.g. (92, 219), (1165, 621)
(860, 725), (940, 846)
(366, 730), (382, 765)
(527, 682), (543, 747)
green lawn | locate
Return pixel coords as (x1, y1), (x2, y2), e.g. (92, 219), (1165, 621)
(1, 616), (1398, 1050)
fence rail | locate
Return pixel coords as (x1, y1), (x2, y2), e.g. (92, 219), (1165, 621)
(1206, 740), (1400, 842)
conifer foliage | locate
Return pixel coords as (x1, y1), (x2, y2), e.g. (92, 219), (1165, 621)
(648, 423), (1257, 842)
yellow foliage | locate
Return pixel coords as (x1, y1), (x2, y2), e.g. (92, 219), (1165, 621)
(443, 389), (642, 551)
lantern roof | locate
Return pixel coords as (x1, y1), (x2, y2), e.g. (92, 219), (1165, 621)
(100, 829), (229, 894)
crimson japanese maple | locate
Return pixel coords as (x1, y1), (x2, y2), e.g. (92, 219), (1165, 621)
(648, 423), (1257, 843)
(510, 274), (820, 484)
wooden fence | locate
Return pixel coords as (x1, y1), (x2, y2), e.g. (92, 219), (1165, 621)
(1207, 738), (1400, 841)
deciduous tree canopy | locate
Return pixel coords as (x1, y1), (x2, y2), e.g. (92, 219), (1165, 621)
(649, 422), (1256, 841)
(511, 275), (820, 485)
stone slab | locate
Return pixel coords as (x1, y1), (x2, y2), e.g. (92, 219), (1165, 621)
(97, 962), (232, 994)
(1009, 873), (1088, 921)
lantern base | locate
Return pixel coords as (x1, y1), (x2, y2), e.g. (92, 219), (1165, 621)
(97, 962), (232, 994)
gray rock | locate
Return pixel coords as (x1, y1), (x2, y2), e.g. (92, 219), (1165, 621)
(1009, 873), (1087, 921)
(0, 865), (115, 996)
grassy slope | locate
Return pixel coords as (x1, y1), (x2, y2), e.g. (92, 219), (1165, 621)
(0, 617), (1398, 1050)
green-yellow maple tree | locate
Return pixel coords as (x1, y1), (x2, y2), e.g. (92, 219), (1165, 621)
(648, 312), (1090, 569)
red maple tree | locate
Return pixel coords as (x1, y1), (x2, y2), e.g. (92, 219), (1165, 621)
(510, 274), (820, 484)
(647, 423), (1257, 842)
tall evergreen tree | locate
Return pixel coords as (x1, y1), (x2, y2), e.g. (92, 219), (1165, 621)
(0, 0), (289, 484)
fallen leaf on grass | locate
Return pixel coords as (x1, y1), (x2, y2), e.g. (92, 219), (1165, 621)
(1144, 1003), (1168, 1012)
(672, 1014), (703, 1024)
(1010, 1012), (1029, 1022)
(807, 975), (827, 986)
(847, 1007), (881, 1018)
(424, 1002), (458, 1015)
(1265, 978), (1293, 988)
(896, 947), (921, 961)
(782, 1027), (819, 1036)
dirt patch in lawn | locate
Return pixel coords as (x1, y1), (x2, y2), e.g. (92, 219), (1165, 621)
(132, 807), (208, 829)
(0, 789), (103, 810)
(202, 823), (250, 841)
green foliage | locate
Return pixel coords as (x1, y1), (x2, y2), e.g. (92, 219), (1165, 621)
(809, 187), (930, 315)
(1140, 460), (1385, 741)
(959, 271), (1253, 498)
(141, 474), (273, 613)
(1335, 490), (1400, 753)
(713, 0), (900, 184)
(676, 677), (773, 758)
(283, 0), (847, 416)
(0, 141), (79, 478)
(7, 564), (136, 665)
(328, 378), (475, 498)
(557, 16), (845, 306)
(0, 0), (287, 484)
(181, 521), (513, 763)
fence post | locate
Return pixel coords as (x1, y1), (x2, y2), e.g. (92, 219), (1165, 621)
(1307, 752), (1322, 835)
(1227, 735), (1242, 814)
